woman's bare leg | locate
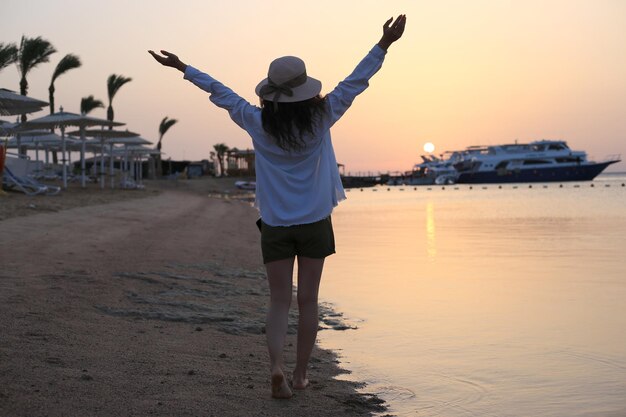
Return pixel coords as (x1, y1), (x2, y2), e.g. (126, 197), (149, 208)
(293, 256), (325, 389)
(265, 257), (295, 399)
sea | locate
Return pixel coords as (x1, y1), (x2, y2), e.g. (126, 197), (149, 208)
(317, 172), (626, 417)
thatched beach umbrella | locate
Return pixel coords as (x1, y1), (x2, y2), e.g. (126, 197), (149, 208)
(104, 136), (152, 188)
(20, 108), (123, 188)
(111, 144), (160, 187)
(67, 128), (139, 189)
(0, 88), (48, 116)
(5, 130), (64, 168)
(0, 119), (19, 134)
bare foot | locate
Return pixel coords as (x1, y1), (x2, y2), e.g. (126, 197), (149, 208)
(271, 372), (292, 399)
(292, 368), (310, 390)
(292, 377), (310, 390)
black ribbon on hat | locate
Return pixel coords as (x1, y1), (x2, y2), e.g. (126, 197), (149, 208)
(259, 72), (308, 111)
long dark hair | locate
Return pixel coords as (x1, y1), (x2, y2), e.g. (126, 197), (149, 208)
(261, 95), (327, 152)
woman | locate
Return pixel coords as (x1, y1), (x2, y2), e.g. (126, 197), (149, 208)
(149, 14), (406, 399)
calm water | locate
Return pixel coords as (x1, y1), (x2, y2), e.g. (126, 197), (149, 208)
(318, 174), (626, 417)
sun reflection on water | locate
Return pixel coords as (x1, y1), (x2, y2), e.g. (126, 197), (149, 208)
(425, 200), (436, 261)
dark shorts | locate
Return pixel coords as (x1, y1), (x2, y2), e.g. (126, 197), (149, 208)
(259, 216), (336, 264)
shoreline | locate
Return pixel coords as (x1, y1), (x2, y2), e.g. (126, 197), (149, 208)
(0, 178), (389, 416)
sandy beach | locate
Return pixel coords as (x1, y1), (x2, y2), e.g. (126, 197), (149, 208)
(0, 178), (387, 416)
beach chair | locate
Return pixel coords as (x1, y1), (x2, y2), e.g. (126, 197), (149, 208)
(41, 163), (62, 181)
(2, 165), (61, 196)
(119, 176), (138, 189)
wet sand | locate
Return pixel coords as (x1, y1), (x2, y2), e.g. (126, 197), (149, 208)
(0, 178), (387, 416)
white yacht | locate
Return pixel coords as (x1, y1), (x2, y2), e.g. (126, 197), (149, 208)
(396, 153), (461, 185)
(454, 140), (620, 184)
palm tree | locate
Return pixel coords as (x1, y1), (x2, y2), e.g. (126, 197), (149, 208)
(157, 117), (178, 151)
(106, 74), (132, 129)
(47, 54), (81, 164)
(209, 151), (217, 176)
(154, 116), (178, 177)
(49, 54), (81, 114)
(16, 36), (56, 122)
(0, 42), (17, 73)
(81, 95), (104, 115)
(213, 143), (229, 177)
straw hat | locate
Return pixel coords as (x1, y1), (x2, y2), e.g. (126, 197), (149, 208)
(255, 56), (322, 104)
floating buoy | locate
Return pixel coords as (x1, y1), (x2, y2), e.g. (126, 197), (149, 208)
(414, 187), (417, 191)
(559, 184), (563, 188)
(469, 186), (473, 190)
(442, 186), (445, 190)
(360, 188), (364, 192)
(529, 185), (533, 188)
(498, 185), (502, 189)
(591, 184), (595, 188)
(387, 188), (391, 191)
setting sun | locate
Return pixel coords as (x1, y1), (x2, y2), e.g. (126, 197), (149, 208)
(423, 142), (435, 153)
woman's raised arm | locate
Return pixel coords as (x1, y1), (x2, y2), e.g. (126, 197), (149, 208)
(148, 50), (188, 73)
(377, 14), (407, 51)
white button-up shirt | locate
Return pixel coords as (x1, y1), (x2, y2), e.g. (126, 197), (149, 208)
(184, 45), (386, 226)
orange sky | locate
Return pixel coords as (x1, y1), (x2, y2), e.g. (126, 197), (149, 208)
(2, 0), (625, 172)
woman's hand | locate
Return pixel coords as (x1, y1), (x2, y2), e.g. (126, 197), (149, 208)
(377, 14), (407, 51)
(148, 50), (187, 72)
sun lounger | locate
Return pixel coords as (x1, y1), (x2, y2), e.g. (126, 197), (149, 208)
(2, 165), (61, 196)
(119, 177), (144, 189)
